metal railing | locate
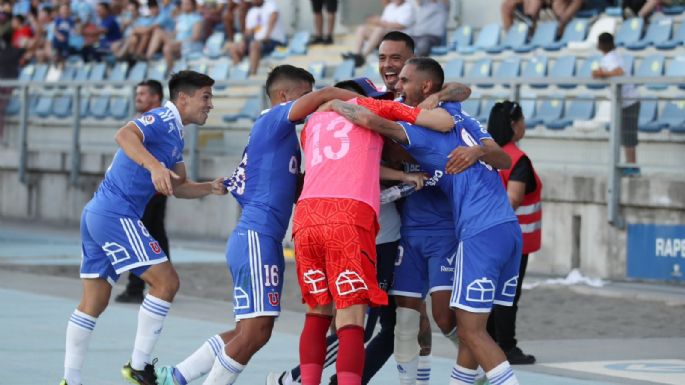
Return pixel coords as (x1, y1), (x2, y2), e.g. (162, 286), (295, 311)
(1, 75), (684, 229)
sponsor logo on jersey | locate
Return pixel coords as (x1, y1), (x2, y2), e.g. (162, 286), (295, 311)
(425, 170), (444, 186)
(149, 241), (161, 254)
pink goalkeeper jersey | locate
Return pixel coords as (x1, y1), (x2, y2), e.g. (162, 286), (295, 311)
(299, 99), (383, 217)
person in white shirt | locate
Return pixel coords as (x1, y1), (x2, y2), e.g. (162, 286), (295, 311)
(593, 32), (641, 176)
(342, 0), (415, 67)
(223, 0), (286, 75)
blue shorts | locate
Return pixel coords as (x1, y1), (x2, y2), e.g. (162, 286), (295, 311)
(389, 235), (459, 299)
(450, 221), (522, 313)
(80, 208), (168, 285)
(226, 229), (285, 320)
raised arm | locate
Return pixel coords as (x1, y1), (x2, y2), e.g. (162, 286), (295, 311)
(288, 87), (359, 122)
(327, 100), (409, 144)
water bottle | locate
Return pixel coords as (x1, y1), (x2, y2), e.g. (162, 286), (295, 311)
(380, 182), (417, 204)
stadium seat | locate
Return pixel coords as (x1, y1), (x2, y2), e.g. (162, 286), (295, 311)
(466, 59), (492, 88)
(363, 62), (383, 84)
(638, 98), (660, 132)
(546, 96), (594, 129)
(626, 17), (672, 50)
(527, 99), (563, 128)
(662, 5), (685, 15)
(190, 62), (208, 74)
(429, 31), (449, 56)
(79, 96), (89, 118)
(635, 55), (665, 90)
(521, 56), (548, 88)
(229, 62), (249, 81)
(128, 62), (148, 83)
(170, 59), (188, 75)
(476, 98), (498, 124)
(666, 56), (685, 89)
(458, 23), (500, 54)
(514, 21), (558, 53)
(58, 65), (77, 82)
(568, 17), (617, 51)
(486, 23), (528, 53)
(332, 60), (355, 83)
(109, 96), (130, 120)
(18, 64), (34, 82)
(461, 98), (480, 117)
(447, 25), (474, 52)
(52, 95), (73, 118)
(444, 58), (464, 80)
(657, 22), (685, 50)
(271, 31), (310, 59)
(491, 57), (521, 88)
(89, 95), (110, 119)
(209, 60), (231, 90)
(549, 56), (576, 89)
(108, 62), (129, 84)
(73, 63), (91, 82)
(222, 97), (262, 122)
(520, 98), (535, 122)
(308, 61), (326, 82)
(615, 17), (644, 47)
(31, 63), (49, 82)
(34, 95), (53, 118)
(641, 101), (685, 132)
(89, 62), (107, 82)
(544, 18), (588, 51)
(204, 32), (225, 59)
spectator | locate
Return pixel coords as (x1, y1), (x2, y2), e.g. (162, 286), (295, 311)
(225, 0), (250, 43)
(146, 0), (203, 71)
(10, 14), (33, 50)
(197, 0), (229, 41)
(342, 0), (415, 67)
(112, 0), (142, 59)
(633, 0), (685, 18)
(24, 5), (54, 63)
(223, 0), (286, 76)
(485, 100), (541, 366)
(52, 3), (76, 66)
(501, 0), (543, 31)
(593, 32), (641, 176)
(123, 0), (174, 60)
(410, 0), (448, 56)
(82, 1), (122, 61)
(550, 0), (583, 37)
(309, 0), (338, 44)
(0, 2), (11, 44)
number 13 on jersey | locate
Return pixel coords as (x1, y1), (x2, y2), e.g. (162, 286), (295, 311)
(309, 117), (353, 167)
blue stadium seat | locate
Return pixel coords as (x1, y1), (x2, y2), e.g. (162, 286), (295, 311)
(52, 95), (73, 118)
(222, 97), (262, 122)
(89, 95), (110, 119)
(308, 61), (326, 82)
(34, 96), (53, 118)
(73, 63), (91, 82)
(641, 101), (685, 132)
(332, 60), (355, 83)
(449, 25), (474, 51)
(515, 21), (558, 53)
(545, 18), (588, 51)
(521, 98), (535, 121)
(18, 65), (34, 82)
(476, 98), (498, 123)
(666, 56), (685, 89)
(615, 18), (644, 47)
(229, 62), (249, 81)
(190, 62), (207, 74)
(466, 59), (492, 88)
(170, 59), (188, 75)
(58, 65), (77, 82)
(549, 56), (576, 89)
(147, 62), (167, 81)
(429, 31), (449, 56)
(89, 62), (107, 82)
(656, 21), (685, 50)
(108, 62), (129, 84)
(32, 63), (49, 82)
(638, 99), (660, 132)
(546, 97), (594, 130)
(461, 99), (480, 117)
(491, 57), (521, 88)
(635, 55), (665, 90)
(521, 56), (548, 88)
(486, 23), (528, 53)
(204, 31), (225, 59)
(128, 62), (148, 83)
(363, 63), (382, 84)
(444, 58), (464, 80)
(271, 31), (309, 59)
(626, 17), (672, 50)
(6, 97), (20, 116)
(527, 99), (563, 127)
(109, 96), (130, 120)
(458, 23), (500, 54)
(578, 55), (602, 88)
(80, 96), (89, 118)
(209, 60), (231, 90)
(662, 5), (685, 15)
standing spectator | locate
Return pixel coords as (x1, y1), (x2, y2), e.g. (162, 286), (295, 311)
(24, 4), (54, 63)
(223, 0), (286, 76)
(485, 100), (541, 365)
(116, 79), (169, 305)
(410, 0), (448, 56)
(592, 32), (641, 176)
(342, 0), (415, 67)
(146, 0), (203, 73)
(309, 0), (337, 44)
(52, 3), (76, 66)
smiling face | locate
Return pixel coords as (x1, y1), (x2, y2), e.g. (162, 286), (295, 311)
(181, 86), (214, 126)
(395, 63), (428, 107)
(378, 39), (413, 94)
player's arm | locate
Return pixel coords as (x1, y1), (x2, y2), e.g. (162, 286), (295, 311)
(114, 122), (177, 196)
(170, 162), (228, 199)
(357, 97), (455, 133)
(327, 100), (409, 144)
(445, 139), (511, 174)
(380, 166), (427, 191)
(288, 86), (360, 122)
(418, 83), (472, 109)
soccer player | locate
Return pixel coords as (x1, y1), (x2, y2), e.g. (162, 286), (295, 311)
(324, 57), (523, 385)
(154, 66), (375, 385)
(59, 71), (227, 385)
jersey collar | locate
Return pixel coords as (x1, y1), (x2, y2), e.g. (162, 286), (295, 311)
(164, 100), (184, 130)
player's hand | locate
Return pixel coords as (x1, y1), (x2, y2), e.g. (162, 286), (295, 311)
(316, 100), (335, 112)
(418, 94), (440, 110)
(402, 172), (428, 191)
(446, 146), (484, 174)
(150, 164), (179, 196)
(211, 176), (229, 195)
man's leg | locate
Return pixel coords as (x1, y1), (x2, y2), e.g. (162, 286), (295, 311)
(335, 305), (368, 385)
(417, 304), (432, 385)
(394, 296), (423, 385)
(299, 304), (334, 385)
(248, 40), (262, 75)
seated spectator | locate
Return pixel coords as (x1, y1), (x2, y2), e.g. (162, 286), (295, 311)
(342, 0), (415, 67)
(52, 3), (76, 66)
(223, 0), (286, 76)
(501, 0), (543, 31)
(197, 0), (229, 41)
(10, 14), (33, 50)
(122, 0), (174, 60)
(410, 0), (448, 56)
(82, 1), (122, 61)
(113, 0), (142, 59)
(550, 0), (583, 37)
(225, 0), (251, 42)
(147, 0), (203, 72)
(625, 0), (685, 19)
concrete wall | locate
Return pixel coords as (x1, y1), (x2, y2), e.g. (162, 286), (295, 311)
(1, 147), (684, 280)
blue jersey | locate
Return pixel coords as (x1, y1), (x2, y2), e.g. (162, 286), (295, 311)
(87, 101), (185, 218)
(399, 105), (517, 240)
(225, 101), (301, 241)
(400, 102), (486, 238)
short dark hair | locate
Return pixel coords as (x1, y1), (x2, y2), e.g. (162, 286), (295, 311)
(487, 100), (523, 146)
(265, 65), (315, 97)
(334, 80), (367, 96)
(598, 32), (615, 51)
(168, 70), (214, 101)
(406, 57), (444, 91)
(380, 31), (415, 53)
(137, 79), (164, 100)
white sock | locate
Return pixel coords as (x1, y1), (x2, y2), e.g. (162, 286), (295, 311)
(397, 356), (419, 385)
(444, 327), (459, 347)
(282, 371), (294, 385)
(201, 349), (245, 385)
(176, 335), (225, 383)
(394, 307), (421, 385)
(449, 364), (477, 385)
(64, 309), (97, 385)
(416, 354), (431, 385)
(486, 361), (519, 385)
(131, 295), (171, 370)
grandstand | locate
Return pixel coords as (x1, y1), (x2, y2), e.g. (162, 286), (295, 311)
(0, 0), (684, 281)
